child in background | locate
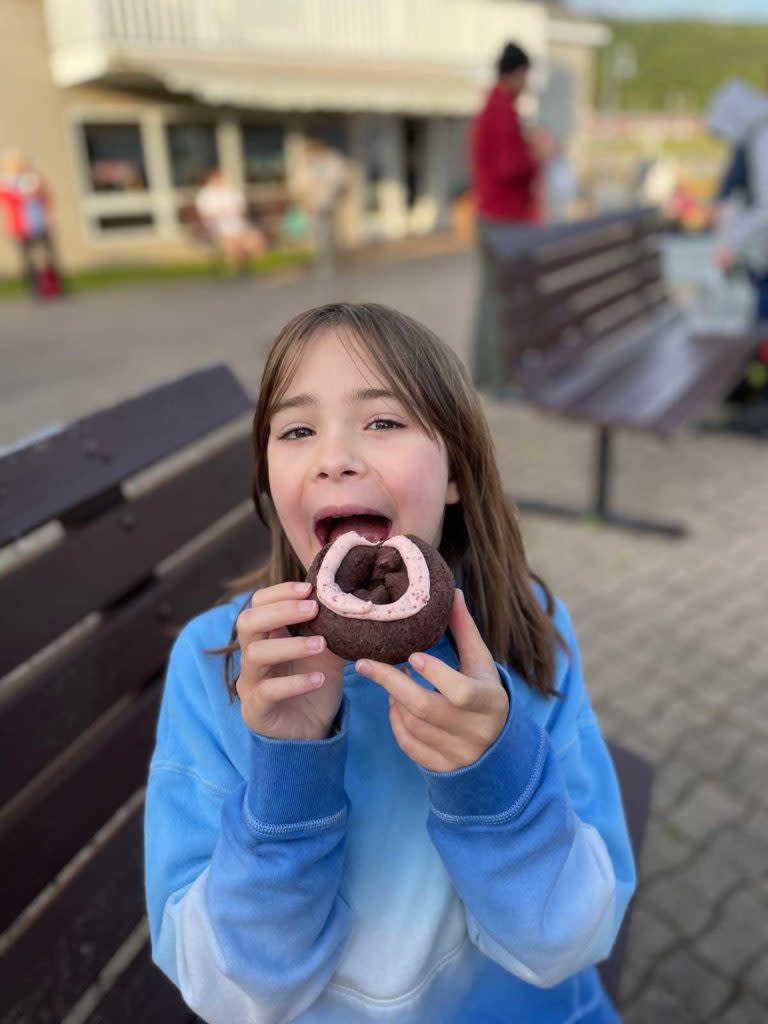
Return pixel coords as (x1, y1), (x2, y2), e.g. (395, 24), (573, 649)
(0, 148), (62, 298)
(145, 302), (635, 1024)
(194, 167), (266, 274)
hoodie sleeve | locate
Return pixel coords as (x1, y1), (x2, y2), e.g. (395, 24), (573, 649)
(144, 619), (353, 1024)
(419, 600), (636, 989)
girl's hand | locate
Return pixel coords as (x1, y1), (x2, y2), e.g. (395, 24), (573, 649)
(235, 582), (346, 741)
(355, 590), (509, 772)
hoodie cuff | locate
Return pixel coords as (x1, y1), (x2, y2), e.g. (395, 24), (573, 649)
(420, 663), (547, 821)
(244, 697), (349, 830)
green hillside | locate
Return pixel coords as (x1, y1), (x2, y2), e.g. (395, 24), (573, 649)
(596, 20), (768, 112)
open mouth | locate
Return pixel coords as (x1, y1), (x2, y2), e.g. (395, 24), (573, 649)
(314, 511), (393, 546)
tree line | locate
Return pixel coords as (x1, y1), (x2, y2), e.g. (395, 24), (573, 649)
(596, 19), (768, 112)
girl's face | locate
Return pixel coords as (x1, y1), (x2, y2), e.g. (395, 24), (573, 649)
(267, 328), (460, 570)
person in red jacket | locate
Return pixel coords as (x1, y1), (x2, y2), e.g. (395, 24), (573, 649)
(470, 42), (548, 392)
(0, 148), (63, 298)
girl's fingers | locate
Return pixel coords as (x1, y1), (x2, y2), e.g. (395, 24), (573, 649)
(237, 597), (318, 642)
(389, 701), (453, 773)
(446, 589), (498, 683)
(355, 659), (454, 726)
(249, 581), (312, 607)
(407, 651), (479, 709)
(243, 634), (325, 670)
(240, 670), (325, 705)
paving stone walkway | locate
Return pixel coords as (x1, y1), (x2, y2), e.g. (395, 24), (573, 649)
(2, 236), (766, 1022)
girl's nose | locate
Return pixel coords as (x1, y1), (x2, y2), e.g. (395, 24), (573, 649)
(313, 440), (366, 481)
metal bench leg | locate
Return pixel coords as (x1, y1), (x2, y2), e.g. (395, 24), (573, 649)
(513, 428), (687, 538)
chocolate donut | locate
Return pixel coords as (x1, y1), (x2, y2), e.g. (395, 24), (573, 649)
(294, 532), (455, 663)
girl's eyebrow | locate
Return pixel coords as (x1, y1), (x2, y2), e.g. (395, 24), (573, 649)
(271, 387), (399, 417)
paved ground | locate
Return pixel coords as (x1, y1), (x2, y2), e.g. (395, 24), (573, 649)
(2, 235), (767, 1022)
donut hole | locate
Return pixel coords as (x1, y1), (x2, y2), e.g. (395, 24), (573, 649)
(335, 545), (409, 605)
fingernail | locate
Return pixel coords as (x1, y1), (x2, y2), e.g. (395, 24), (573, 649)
(306, 636), (324, 652)
(308, 672), (324, 687)
(409, 653), (425, 670)
(356, 659), (371, 673)
(299, 599), (317, 612)
(294, 581), (311, 594)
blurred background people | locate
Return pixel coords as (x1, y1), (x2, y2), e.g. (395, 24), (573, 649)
(469, 41), (550, 392)
(708, 79), (768, 316)
(707, 78), (768, 402)
(296, 137), (349, 275)
(0, 147), (62, 298)
(194, 167), (265, 275)
(537, 127), (577, 223)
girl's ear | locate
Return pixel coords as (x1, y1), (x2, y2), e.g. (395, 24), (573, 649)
(445, 479), (460, 505)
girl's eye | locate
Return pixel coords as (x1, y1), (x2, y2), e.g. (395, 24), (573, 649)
(367, 418), (404, 431)
(278, 426), (314, 441)
(277, 418), (404, 441)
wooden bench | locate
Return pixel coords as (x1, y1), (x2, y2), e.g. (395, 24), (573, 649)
(0, 365), (269, 1024)
(485, 206), (756, 536)
(0, 364), (651, 1018)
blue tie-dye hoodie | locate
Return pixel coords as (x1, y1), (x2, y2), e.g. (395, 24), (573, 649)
(144, 591), (635, 1023)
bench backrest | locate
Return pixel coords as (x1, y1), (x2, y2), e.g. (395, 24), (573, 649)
(0, 365), (270, 1022)
(485, 207), (672, 387)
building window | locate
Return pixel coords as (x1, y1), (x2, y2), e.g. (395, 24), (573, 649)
(166, 123), (219, 187)
(241, 124), (285, 184)
(94, 213), (155, 231)
(82, 122), (148, 192)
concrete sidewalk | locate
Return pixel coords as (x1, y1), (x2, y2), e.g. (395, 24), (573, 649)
(2, 238), (767, 1022)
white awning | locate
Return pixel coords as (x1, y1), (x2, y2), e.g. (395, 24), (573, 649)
(108, 52), (492, 117)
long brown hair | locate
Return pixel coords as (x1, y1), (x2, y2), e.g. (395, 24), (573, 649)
(218, 302), (562, 698)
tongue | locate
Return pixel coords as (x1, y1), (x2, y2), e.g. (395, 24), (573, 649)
(329, 515), (390, 544)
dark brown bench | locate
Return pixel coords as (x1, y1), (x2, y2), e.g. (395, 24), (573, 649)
(0, 365), (269, 1024)
(0, 364), (650, 1018)
(486, 206), (756, 536)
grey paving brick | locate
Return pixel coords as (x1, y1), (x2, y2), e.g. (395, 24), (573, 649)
(705, 823), (768, 884)
(695, 885), (768, 977)
(673, 779), (748, 843)
(676, 718), (751, 778)
(712, 994), (768, 1024)
(651, 758), (702, 816)
(643, 872), (717, 942)
(651, 948), (731, 1021)
(746, 947), (768, 1001)
(638, 817), (694, 879)
(621, 901), (680, 981)
(621, 982), (693, 1024)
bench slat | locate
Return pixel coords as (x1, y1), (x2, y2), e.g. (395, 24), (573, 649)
(0, 365), (251, 546)
(0, 432), (253, 679)
(0, 802), (154, 1024)
(0, 512), (266, 807)
(82, 941), (195, 1024)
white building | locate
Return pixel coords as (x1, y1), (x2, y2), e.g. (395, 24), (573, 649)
(0, 0), (608, 274)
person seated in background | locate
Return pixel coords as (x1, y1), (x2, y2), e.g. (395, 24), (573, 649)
(194, 168), (265, 274)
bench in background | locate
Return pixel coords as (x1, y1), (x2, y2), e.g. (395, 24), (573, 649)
(0, 365), (651, 1020)
(486, 207), (755, 536)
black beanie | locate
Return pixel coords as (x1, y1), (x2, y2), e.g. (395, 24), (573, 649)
(497, 42), (530, 76)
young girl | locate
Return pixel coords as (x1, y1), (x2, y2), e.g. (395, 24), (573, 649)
(145, 302), (636, 1024)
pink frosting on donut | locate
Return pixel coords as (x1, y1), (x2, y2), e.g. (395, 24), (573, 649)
(315, 531), (430, 620)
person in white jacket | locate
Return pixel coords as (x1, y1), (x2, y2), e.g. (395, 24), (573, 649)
(707, 79), (768, 321)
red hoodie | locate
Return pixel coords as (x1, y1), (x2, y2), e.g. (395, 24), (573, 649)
(471, 84), (539, 222)
(0, 176), (49, 240)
